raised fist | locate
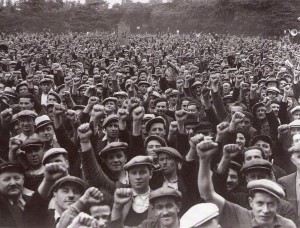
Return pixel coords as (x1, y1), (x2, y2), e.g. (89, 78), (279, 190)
(117, 108), (129, 120)
(80, 187), (104, 207)
(77, 123), (92, 143)
(231, 111), (245, 125)
(67, 212), (98, 228)
(278, 124), (290, 135)
(189, 133), (204, 149)
(1, 108), (13, 126)
(217, 122), (230, 135)
(127, 97), (140, 112)
(175, 110), (188, 122)
(196, 140), (218, 160)
(10, 138), (22, 152)
(223, 144), (241, 159)
(132, 107), (145, 122)
(53, 103), (66, 117)
(88, 96), (99, 106)
(169, 121), (178, 134)
(114, 188), (132, 207)
(44, 162), (68, 182)
(250, 83), (258, 91)
(90, 104), (105, 119)
(66, 110), (76, 121)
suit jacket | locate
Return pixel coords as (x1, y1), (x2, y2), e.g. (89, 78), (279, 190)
(278, 173), (298, 214)
(0, 194), (31, 228)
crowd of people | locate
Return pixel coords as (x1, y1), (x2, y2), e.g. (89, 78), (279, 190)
(1, 31), (300, 227)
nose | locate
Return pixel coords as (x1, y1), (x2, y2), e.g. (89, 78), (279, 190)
(9, 179), (17, 185)
(262, 204), (270, 213)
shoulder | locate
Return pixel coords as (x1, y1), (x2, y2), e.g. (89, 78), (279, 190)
(276, 214), (297, 228)
(278, 172), (296, 184)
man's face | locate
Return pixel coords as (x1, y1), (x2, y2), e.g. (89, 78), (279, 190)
(153, 197), (180, 227)
(37, 124), (54, 143)
(223, 83), (231, 95)
(19, 98), (34, 110)
(249, 192), (278, 226)
(155, 102), (167, 116)
(19, 85), (28, 95)
(149, 123), (165, 138)
(254, 140), (272, 159)
(47, 94), (58, 104)
(230, 106), (243, 116)
(90, 205), (111, 227)
(146, 140), (161, 157)
(293, 110), (300, 121)
(54, 183), (82, 213)
(187, 104), (198, 117)
(128, 165), (151, 193)
(104, 151), (126, 173)
(169, 95), (178, 105)
(139, 84), (148, 95)
(25, 146), (44, 168)
(226, 168), (239, 191)
(244, 149), (263, 163)
(40, 82), (52, 94)
(267, 92), (277, 101)
(236, 133), (246, 149)
(0, 171), (24, 198)
(181, 101), (189, 111)
(105, 121), (119, 138)
(291, 152), (300, 170)
(19, 116), (35, 133)
(256, 106), (266, 120)
(104, 101), (116, 113)
(237, 116), (251, 130)
(158, 153), (177, 176)
(270, 103), (279, 116)
(115, 96), (126, 108)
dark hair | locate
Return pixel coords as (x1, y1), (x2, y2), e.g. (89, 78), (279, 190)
(153, 98), (168, 107)
(243, 146), (266, 160)
(249, 189), (280, 204)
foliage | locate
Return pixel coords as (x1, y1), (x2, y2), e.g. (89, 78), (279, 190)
(0, 0), (300, 36)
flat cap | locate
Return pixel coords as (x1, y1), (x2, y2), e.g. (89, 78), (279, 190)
(113, 91), (128, 97)
(143, 114), (156, 122)
(149, 187), (182, 205)
(191, 81), (202, 88)
(48, 91), (61, 104)
(241, 159), (272, 174)
(145, 117), (166, 133)
(266, 87), (280, 94)
(16, 81), (28, 91)
(77, 84), (89, 91)
(144, 135), (167, 148)
(43, 148), (68, 165)
(289, 120), (300, 128)
(102, 114), (118, 128)
(124, 156), (153, 171)
(102, 97), (118, 105)
(20, 137), (43, 152)
(39, 78), (53, 85)
(17, 110), (38, 119)
(52, 176), (86, 194)
(151, 91), (161, 98)
(291, 106), (300, 114)
(251, 135), (273, 147)
(247, 179), (285, 199)
(35, 115), (53, 132)
(138, 81), (150, 87)
(180, 203), (219, 228)
(99, 142), (128, 157)
(0, 162), (25, 175)
(154, 147), (182, 161)
(252, 102), (265, 114)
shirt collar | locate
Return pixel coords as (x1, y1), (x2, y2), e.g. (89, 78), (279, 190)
(132, 187), (150, 197)
(54, 210), (61, 224)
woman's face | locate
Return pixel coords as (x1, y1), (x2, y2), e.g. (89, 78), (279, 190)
(236, 133), (246, 149)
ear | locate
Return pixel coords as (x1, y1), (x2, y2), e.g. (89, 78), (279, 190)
(177, 202), (182, 212)
(249, 197), (253, 209)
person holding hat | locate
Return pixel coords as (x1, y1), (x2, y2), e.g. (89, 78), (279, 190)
(197, 140), (296, 228)
(0, 162), (29, 228)
(109, 187), (182, 228)
(278, 143), (300, 224)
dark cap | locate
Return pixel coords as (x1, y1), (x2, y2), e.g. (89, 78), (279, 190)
(99, 142), (128, 157)
(149, 187), (182, 205)
(52, 176), (86, 194)
(102, 114), (118, 128)
(0, 162), (25, 175)
(144, 135), (167, 148)
(251, 135), (273, 147)
(124, 156), (153, 171)
(241, 159), (273, 174)
(154, 147), (182, 161)
(247, 179), (285, 199)
(145, 117), (166, 133)
(102, 97), (118, 105)
(20, 138), (44, 152)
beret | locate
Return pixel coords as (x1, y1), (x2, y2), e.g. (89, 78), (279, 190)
(102, 97), (118, 105)
(247, 179), (285, 199)
(0, 162), (25, 175)
(43, 148), (67, 165)
(102, 114), (118, 128)
(180, 203), (219, 228)
(241, 159), (272, 174)
(124, 156), (153, 171)
(145, 117), (166, 133)
(17, 110), (38, 119)
(52, 176), (86, 194)
(35, 115), (53, 132)
(149, 187), (182, 205)
(251, 135), (273, 146)
(144, 135), (167, 148)
(291, 106), (300, 114)
(20, 138), (43, 152)
(99, 142), (128, 157)
(154, 147), (182, 161)
(289, 120), (300, 128)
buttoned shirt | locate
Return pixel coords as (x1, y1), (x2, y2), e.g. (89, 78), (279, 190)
(132, 188), (150, 213)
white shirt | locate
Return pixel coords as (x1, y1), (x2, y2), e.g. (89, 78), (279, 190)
(132, 188), (150, 213)
(41, 93), (48, 106)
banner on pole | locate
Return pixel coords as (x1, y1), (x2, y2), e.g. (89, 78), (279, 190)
(118, 21), (130, 45)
